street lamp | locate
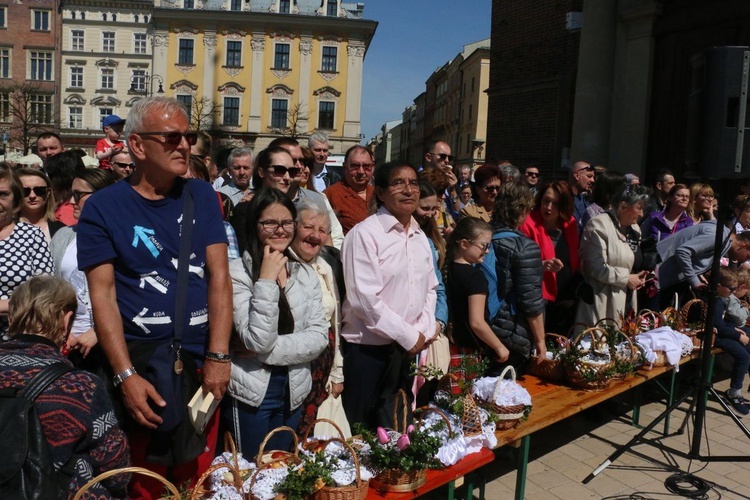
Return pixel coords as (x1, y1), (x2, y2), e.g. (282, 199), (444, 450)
(130, 71), (165, 96)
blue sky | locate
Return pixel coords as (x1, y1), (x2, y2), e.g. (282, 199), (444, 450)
(359, 1), (493, 143)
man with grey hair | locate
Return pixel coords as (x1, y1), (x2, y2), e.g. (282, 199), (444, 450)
(308, 131), (342, 191)
(217, 146), (254, 205)
(77, 96), (232, 495)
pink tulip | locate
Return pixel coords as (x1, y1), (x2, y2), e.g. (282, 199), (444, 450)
(396, 434), (411, 450)
(377, 427), (389, 444)
(406, 424), (415, 435)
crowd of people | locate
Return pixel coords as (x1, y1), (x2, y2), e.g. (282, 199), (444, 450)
(2, 96), (750, 499)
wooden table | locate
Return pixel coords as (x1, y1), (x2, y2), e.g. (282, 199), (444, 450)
(365, 447), (495, 500)
(493, 350), (716, 499)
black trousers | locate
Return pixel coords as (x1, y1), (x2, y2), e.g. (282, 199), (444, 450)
(341, 341), (413, 431)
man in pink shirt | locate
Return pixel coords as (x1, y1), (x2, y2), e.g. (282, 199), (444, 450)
(340, 161), (438, 429)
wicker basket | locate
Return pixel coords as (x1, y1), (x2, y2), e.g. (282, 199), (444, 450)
(677, 298), (710, 348)
(564, 327), (615, 391)
(529, 333), (569, 382)
(416, 405), (453, 437)
(660, 306), (679, 329)
(311, 437), (369, 500)
(461, 394), (484, 437)
(475, 366), (527, 430)
(301, 417), (346, 455)
(637, 309), (661, 332)
(189, 461), (246, 500)
(256, 425), (302, 467)
(73, 467), (180, 500)
(608, 329), (640, 381)
(640, 349), (668, 370)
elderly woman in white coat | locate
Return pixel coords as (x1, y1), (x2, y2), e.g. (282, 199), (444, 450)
(224, 187), (328, 455)
(289, 197), (346, 438)
(575, 184), (650, 328)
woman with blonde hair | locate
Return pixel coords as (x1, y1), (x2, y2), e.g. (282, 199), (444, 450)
(0, 276), (130, 498)
(16, 167), (64, 242)
(688, 182), (716, 223)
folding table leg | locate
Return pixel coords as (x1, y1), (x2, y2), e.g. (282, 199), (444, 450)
(515, 435), (531, 500)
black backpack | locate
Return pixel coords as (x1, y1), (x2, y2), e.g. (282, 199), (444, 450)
(0, 362), (75, 500)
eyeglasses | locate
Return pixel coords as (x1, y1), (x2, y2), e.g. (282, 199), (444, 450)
(258, 219), (296, 233)
(525, 172), (540, 178)
(720, 283), (738, 292)
(266, 165), (301, 178)
(430, 153), (454, 162)
(347, 162), (375, 171)
(388, 178), (419, 192)
(72, 190), (94, 203)
(482, 184), (501, 192)
(470, 241), (491, 252)
(136, 131), (198, 146)
(22, 186), (49, 198)
(113, 161), (135, 169)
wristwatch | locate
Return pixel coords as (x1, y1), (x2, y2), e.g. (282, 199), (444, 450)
(437, 320), (446, 335)
(112, 367), (137, 387)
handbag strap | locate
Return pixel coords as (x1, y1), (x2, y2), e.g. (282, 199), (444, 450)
(173, 181), (195, 347)
(18, 362), (74, 402)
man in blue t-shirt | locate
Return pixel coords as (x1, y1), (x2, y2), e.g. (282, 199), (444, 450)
(77, 97), (231, 496)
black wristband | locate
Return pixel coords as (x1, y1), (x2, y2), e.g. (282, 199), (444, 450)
(205, 351), (231, 363)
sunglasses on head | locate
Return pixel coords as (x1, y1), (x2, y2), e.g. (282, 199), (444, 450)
(266, 165), (301, 178)
(23, 186), (49, 198)
(136, 131), (198, 146)
(576, 165), (594, 173)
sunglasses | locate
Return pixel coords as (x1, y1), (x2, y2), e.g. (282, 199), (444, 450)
(576, 165), (594, 172)
(266, 165), (301, 178)
(72, 190), (94, 203)
(525, 172), (540, 178)
(136, 131), (198, 146)
(482, 185), (501, 192)
(22, 186), (49, 198)
(113, 161), (135, 169)
(431, 153), (454, 162)
(720, 283), (738, 292)
(470, 241), (491, 252)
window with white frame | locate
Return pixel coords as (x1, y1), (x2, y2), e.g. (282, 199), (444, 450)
(30, 95), (52, 124)
(321, 46), (337, 72)
(226, 41), (242, 67)
(271, 99), (287, 128)
(176, 94), (192, 122)
(102, 32), (115, 52)
(318, 101), (335, 129)
(326, 0), (338, 16)
(131, 69), (146, 92)
(223, 97), (240, 126)
(100, 68), (114, 89)
(274, 43), (290, 69)
(68, 106), (83, 129)
(0, 7), (7, 28)
(178, 39), (194, 65)
(30, 51), (53, 80)
(230, 0), (242, 11)
(99, 108), (113, 125)
(134, 33), (147, 54)
(0, 93), (9, 122)
(279, 0), (290, 13)
(0, 49), (9, 79)
(69, 66), (83, 88)
(32, 10), (50, 31)
(71, 30), (84, 51)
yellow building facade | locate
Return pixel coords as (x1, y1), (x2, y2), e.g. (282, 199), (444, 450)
(152, 1), (376, 153)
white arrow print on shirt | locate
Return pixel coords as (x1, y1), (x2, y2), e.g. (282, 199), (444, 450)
(133, 307), (171, 334)
(171, 253), (204, 278)
(189, 313), (208, 326)
(139, 272), (168, 294)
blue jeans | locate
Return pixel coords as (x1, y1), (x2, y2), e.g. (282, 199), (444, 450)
(714, 336), (750, 391)
(223, 368), (302, 457)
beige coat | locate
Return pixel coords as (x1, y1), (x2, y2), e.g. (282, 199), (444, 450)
(575, 213), (637, 327)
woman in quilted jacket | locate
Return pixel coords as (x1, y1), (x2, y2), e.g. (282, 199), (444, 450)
(483, 182), (546, 375)
(223, 186), (328, 456)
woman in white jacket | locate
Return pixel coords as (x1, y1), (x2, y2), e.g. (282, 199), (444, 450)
(224, 185), (328, 455)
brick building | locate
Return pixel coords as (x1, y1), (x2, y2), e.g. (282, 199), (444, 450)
(0, 0), (62, 154)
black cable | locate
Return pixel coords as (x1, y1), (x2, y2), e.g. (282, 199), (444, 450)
(664, 472), (712, 498)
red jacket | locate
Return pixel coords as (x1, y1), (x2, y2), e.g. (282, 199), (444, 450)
(519, 209), (580, 301)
